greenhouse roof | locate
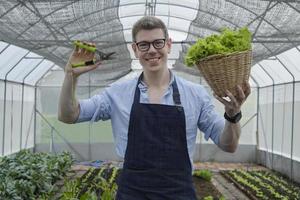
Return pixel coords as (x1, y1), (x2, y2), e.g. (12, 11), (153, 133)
(1, 0), (300, 86)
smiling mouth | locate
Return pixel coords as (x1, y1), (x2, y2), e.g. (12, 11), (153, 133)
(146, 57), (160, 62)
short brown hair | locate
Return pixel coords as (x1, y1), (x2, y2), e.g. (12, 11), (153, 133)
(132, 16), (169, 42)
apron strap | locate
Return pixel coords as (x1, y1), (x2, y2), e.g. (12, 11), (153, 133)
(171, 78), (181, 106)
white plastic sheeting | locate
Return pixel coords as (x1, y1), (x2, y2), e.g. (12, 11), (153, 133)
(0, 42), (59, 156)
(0, 41), (57, 86)
(0, 81), (35, 155)
(0, 1), (300, 182)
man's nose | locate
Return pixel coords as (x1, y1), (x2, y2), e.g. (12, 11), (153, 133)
(148, 43), (157, 52)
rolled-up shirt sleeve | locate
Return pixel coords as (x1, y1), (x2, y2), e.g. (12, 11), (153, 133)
(76, 89), (111, 123)
(197, 89), (225, 145)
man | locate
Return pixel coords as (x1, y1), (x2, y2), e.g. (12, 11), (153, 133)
(58, 16), (250, 200)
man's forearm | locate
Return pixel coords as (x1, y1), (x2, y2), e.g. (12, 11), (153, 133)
(218, 121), (241, 153)
(58, 71), (80, 123)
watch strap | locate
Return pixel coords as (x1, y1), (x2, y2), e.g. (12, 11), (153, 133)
(224, 111), (242, 123)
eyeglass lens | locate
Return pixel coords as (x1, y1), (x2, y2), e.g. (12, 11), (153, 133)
(136, 39), (165, 51)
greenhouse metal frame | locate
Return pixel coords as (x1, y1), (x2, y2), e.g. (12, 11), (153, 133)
(1, 0), (300, 186)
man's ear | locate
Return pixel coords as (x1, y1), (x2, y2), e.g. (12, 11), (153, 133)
(166, 38), (172, 54)
(132, 43), (139, 58)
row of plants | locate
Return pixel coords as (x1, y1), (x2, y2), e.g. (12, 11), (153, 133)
(193, 169), (226, 200)
(60, 165), (119, 200)
(222, 169), (300, 200)
(1, 150), (249, 200)
(193, 169), (213, 181)
(0, 150), (74, 200)
(61, 168), (227, 200)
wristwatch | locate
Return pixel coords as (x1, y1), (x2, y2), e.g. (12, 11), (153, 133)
(224, 111), (242, 123)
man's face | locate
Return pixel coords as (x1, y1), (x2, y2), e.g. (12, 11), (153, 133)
(132, 28), (171, 73)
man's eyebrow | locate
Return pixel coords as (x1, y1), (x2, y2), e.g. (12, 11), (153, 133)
(136, 38), (164, 43)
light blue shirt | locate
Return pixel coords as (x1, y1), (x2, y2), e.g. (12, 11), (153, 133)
(77, 71), (225, 163)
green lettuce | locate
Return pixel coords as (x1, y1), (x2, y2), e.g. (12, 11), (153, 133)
(185, 27), (252, 67)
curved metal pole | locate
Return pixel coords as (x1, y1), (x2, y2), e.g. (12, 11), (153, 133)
(275, 56), (296, 181)
(59, 2), (237, 30)
(0, 44), (10, 155)
(256, 42), (297, 180)
(226, 0), (300, 50)
(259, 80), (300, 89)
(27, 1), (241, 52)
(258, 63), (275, 170)
(16, 0), (81, 38)
(0, 2), (20, 19)
(0, 43), (10, 55)
(2, 51), (30, 155)
(20, 58), (44, 150)
(67, 13), (218, 39)
(250, 74), (260, 163)
(33, 63), (55, 152)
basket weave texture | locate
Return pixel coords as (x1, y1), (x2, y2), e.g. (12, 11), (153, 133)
(196, 50), (252, 97)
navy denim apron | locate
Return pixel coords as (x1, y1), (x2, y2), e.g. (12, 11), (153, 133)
(116, 73), (197, 200)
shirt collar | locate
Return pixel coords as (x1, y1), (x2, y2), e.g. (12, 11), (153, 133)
(138, 69), (175, 89)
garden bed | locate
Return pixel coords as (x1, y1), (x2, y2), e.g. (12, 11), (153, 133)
(0, 150), (226, 200)
(0, 150), (73, 200)
(193, 176), (224, 200)
(5, 151), (299, 200)
(221, 170), (300, 200)
(60, 167), (224, 200)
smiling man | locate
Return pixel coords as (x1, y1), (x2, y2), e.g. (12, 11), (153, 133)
(58, 16), (250, 200)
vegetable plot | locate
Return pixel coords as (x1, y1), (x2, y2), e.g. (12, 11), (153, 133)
(193, 169), (225, 200)
(0, 150), (73, 200)
(62, 168), (223, 200)
(222, 170), (300, 200)
(8, 151), (295, 200)
(60, 165), (119, 200)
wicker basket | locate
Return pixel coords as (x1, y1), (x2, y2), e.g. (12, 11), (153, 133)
(196, 50), (252, 97)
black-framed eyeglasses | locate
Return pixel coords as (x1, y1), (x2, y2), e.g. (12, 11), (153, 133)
(135, 39), (166, 52)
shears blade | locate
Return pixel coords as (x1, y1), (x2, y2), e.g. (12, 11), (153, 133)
(95, 50), (116, 61)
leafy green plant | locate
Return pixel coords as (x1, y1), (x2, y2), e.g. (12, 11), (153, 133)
(203, 195), (213, 200)
(0, 150), (74, 200)
(185, 27), (252, 67)
(203, 196), (226, 200)
(224, 170), (300, 200)
(60, 179), (80, 200)
(79, 191), (98, 200)
(219, 196), (226, 200)
(193, 169), (213, 181)
(96, 176), (118, 200)
(61, 165), (119, 200)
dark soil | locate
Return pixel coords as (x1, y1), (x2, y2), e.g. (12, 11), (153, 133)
(193, 176), (223, 200)
(65, 166), (224, 200)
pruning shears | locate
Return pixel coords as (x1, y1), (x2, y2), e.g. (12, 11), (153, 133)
(71, 40), (116, 68)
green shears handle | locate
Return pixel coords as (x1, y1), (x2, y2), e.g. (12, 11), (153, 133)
(71, 40), (96, 68)
(73, 40), (96, 52)
(71, 40), (115, 68)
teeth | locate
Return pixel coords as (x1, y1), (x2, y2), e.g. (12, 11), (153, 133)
(148, 58), (159, 61)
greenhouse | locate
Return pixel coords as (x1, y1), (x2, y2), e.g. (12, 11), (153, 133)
(0, 0), (300, 199)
